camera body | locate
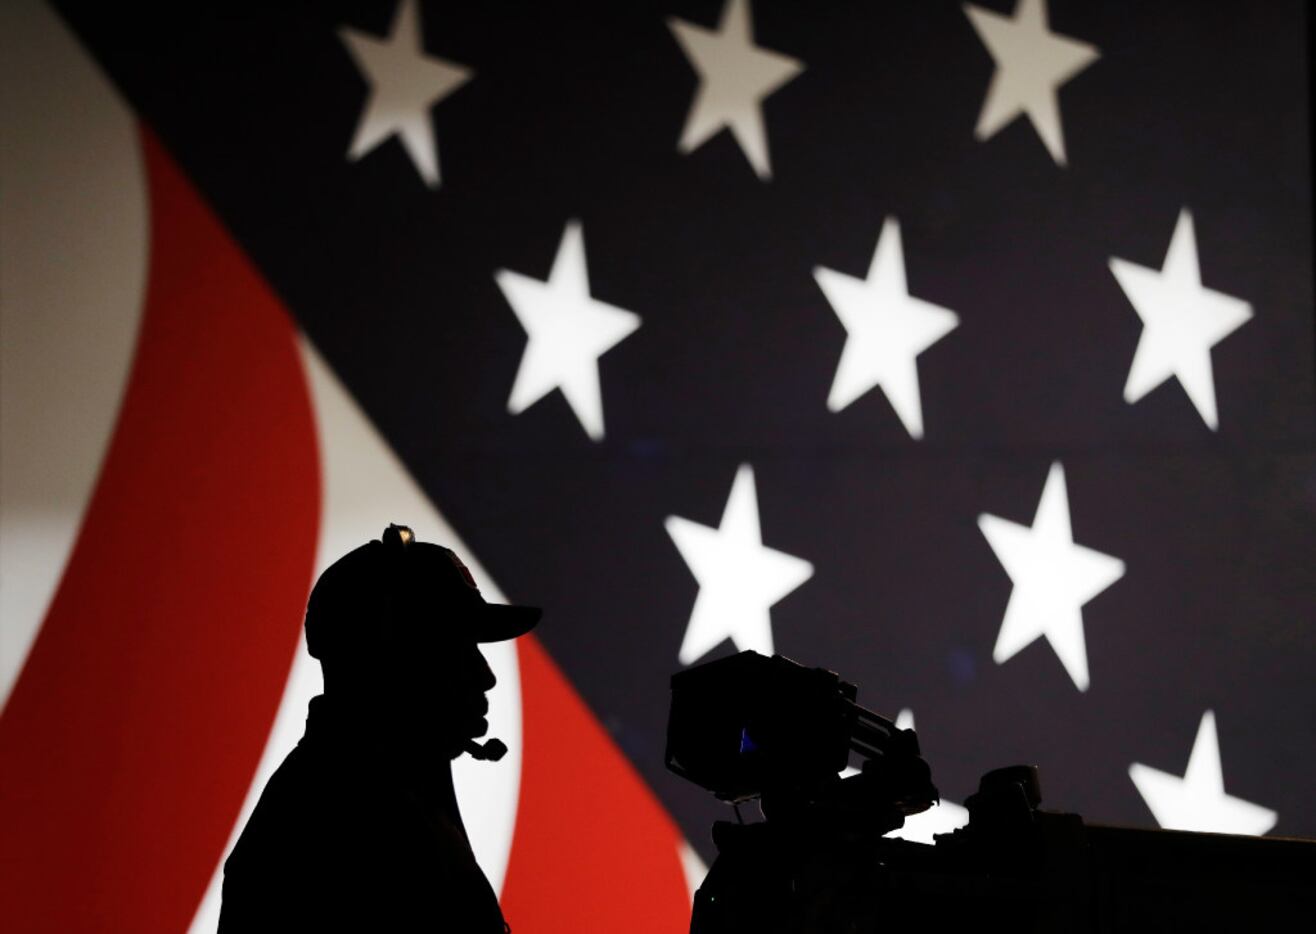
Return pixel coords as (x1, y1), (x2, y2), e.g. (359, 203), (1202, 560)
(666, 650), (935, 815)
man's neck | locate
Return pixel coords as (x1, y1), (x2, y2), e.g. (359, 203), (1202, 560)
(303, 693), (467, 825)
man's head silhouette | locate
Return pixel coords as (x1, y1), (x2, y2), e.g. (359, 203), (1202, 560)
(303, 524), (540, 758)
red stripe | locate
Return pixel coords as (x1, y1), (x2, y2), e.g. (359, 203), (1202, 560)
(0, 129), (320, 932)
(502, 636), (692, 932)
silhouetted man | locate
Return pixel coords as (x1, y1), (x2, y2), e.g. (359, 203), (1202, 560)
(218, 525), (539, 931)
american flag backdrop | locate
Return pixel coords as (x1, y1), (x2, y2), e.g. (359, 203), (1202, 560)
(1, 0), (1313, 930)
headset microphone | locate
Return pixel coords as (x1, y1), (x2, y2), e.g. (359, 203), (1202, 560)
(464, 738), (508, 762)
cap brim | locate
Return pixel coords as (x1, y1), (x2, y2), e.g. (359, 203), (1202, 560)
(473, 603), (541, 642)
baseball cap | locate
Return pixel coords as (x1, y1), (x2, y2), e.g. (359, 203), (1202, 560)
(305, 524), (541, 660)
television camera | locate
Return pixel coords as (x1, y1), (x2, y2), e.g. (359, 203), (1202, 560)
(667, 651), (1316, 933)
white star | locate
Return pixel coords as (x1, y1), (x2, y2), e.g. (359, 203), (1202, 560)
(814, 218), (959, 439)
(667, 0), (803, 180)
(339, 0), (472, 187)
(666, 465), (814, 665)
(495, 222), (641, 441)
(1130, 711), (1277, 835)
(887, 710), (970, 844)
(1109, 210), (1253, 430)
(893, 797), (970, 844)
(978, 462), (1124, 691)
(964, 0), (1099, 165)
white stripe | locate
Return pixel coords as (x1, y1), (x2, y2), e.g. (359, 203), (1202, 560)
(0, 0), (149, 711)
(678, 838), (709, 903)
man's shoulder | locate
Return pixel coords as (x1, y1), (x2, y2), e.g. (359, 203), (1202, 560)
(226, 740), (413, 866)
(225, 749), (310, 866)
